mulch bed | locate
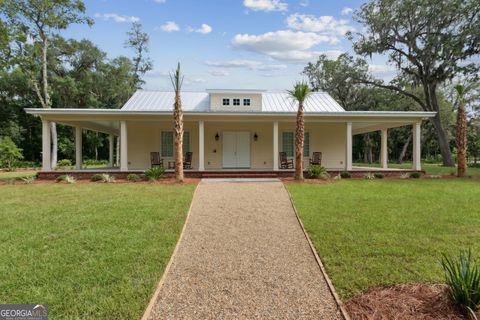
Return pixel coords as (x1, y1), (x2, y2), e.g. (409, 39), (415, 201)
(345, 283), (473, 320)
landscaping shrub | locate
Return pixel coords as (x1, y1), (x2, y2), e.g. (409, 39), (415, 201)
(57, 159), (72, 168)
(469, 163), (480, 168)
(145, 167), (165, 181)
(90, 174), (103, 182)
(373, 173), (384, 179)
(0, 137), (23, 171)
(441, 250), (480, 315)
(57, 175), (76, 184)
(83, 159), (109, 166)
(21, 176), (35, 184)
(127, 173), (141, 182)
(400, 173), (410, 179)
(364, 172), (375, 180)
(13, 160), (40, 168)
(307, 165), (330, 179)
(101, 174), (115, 183)
(56, 175), (67, 182)
(410, 172), (421, 179)
(340, 171), (351, 179)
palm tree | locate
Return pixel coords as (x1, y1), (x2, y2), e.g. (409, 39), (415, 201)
(288, 82), (311, 180)
(455, 84), (467, 177)
(170, 63), (184, 182)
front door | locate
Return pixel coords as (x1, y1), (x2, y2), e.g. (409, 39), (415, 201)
(222, 132), (250, 168)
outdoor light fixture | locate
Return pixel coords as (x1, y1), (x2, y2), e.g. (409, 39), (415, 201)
(253, 133), (258, 141)
(215, 132), (220, 141)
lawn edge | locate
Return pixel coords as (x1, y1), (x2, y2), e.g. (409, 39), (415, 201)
(140, 183), (199, 320)
(283, 183), (351, 320)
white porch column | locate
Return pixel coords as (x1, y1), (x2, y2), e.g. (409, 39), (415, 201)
(273, 121), (279, 171)
(108, 134), (114, 168)
(380, 129), (388, 169)
(198, 120), (205, 171)
(120, 121), (128, 171)
(41, 119), (52, 171)
(412, 121), (421, 171)
(345, 122), (353, 171)
(75, 127), (82, 170)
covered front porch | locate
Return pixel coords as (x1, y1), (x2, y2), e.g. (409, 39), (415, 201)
(31, 110), (430, 177)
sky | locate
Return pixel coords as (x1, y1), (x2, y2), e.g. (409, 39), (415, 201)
(62, 0), (395, 91)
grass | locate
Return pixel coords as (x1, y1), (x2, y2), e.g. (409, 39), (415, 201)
(353, 162), (480, 176)
(0, 183), (195, 319)
(288, 180), (480, 300)
(0, 170), (37, 181)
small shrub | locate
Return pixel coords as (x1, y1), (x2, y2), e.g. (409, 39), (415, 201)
(57, 159), (72, 168)
(127, 173), (141, 182)
(56, 175), (67, 182)
(364, 172), (375, 180)
(441, 250), (480, 315)
(65, 175), (76, 184)
(410, 172), (421, 179)
(83, 159), (109, 166)
(373, 173), (384, 179)
(21, 176), (35, 184)
(340, 171), (351, 179)
(145, 167), (165, 181)
(101, 174), (115, 183)
(307, 165), (330, 179)
(469, 163), (480, 168)
(91, 174), (103, 182)
(333, 174), (341, 180)
(400, 172), (410, 179)
(0, 137), (23, 171)
(430, 175), (442, 179)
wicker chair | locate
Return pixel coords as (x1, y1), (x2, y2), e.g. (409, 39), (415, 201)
(309, 152), (322, 166)
(279, 152), (294, 169)
(150, 152), (164, 168)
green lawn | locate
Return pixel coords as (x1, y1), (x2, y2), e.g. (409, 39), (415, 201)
(288, 180), (480, 300)
(0, 183), (195, 319)
(0, 170), (37, 181)
(353, 162), (480, 176)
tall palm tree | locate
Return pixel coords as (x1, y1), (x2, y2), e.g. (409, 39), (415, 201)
(288, 82), (311, 180)
(170, 63), (184, 182)
(455, 84), (467, 177)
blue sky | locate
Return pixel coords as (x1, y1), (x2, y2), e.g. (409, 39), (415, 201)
(63, 0), (394, 91)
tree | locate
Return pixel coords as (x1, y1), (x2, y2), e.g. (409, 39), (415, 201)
(288, 82), (311, 180)
(170, 63), (184, 182)
(0, 136), (23, 171)
(455, 85), (468, 177)
(351, 0), (480, 166)
(124, 21), (152, 89)
(1, 0), (92, 168)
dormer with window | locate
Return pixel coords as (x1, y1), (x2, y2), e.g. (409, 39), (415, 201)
(207, 89), (264, 112)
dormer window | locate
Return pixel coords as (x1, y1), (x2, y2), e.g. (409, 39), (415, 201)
(233, 98), (240, 106)
(222, 98), (230, 106)
(243, 99), (251, 106)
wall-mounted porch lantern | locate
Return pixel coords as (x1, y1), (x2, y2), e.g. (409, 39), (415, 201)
(253, 133), (258, 141)
(215, 132), (220, 141)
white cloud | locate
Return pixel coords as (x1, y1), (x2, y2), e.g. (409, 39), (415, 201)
(159, 21), (180, 32)
(286, 14), (354, 36)
(341, 7), (354, 15)
(208, 70), (230, 76)
(232, 30), (341, 62)
(243, 0), (288, 12)
(94, 13), (139, 23)
(368, 64), (396, 74)
(144, 70), (169, 78)
(153, 0), (166, 3)
(299, 0), (309, 7)
(188, 23), (212, 34)
(184, 77), (206, 85)
(204, 59), (287, 71)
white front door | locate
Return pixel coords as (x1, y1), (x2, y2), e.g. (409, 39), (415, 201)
(222, 131), (251, 168)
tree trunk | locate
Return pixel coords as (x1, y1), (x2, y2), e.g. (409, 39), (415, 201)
(427, 84), (454, 166)
(295, 103), (305, 180)
(397, 134), (411, 164)
(456, 101), (467, 177)
(174, 92), (184, 182)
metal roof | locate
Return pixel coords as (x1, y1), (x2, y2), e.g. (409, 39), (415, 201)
(121, 90), (345, 113)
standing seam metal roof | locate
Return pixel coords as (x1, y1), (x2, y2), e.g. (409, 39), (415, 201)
(121, 90), (345, 113)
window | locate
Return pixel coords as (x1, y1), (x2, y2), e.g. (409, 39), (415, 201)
(282, 131), (310, 158)
(243, 98), (251, 106)
(222, 98), (230, 106)
(161, 131), (190, 157)
(233, 98), (240, 106)
(161, 131), (173, 157)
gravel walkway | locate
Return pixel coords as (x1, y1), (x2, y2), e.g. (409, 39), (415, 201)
(147, 180), (343, 320)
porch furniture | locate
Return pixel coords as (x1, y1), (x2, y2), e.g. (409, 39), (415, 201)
(279, 152), (294, 169)
(309, 152), (322, 166)
(184, 152), (193, 169)
(150, 152), (164, 168)
(167, 161), (175, 170)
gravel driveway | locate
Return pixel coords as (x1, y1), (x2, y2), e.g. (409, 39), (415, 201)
(146, 180), (343, 320)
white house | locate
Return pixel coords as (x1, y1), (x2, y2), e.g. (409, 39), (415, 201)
(26, 89), (435, 176)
